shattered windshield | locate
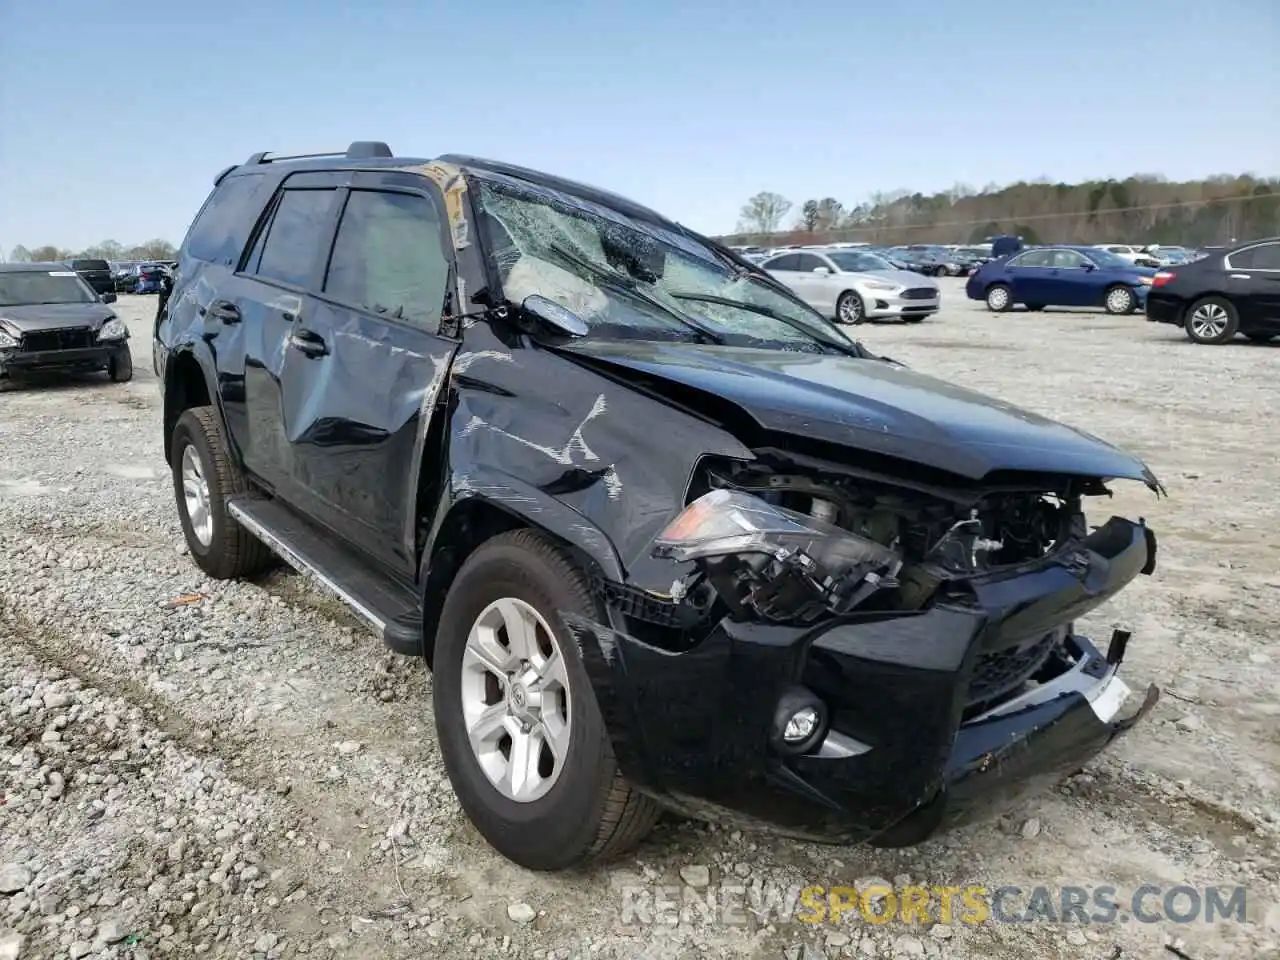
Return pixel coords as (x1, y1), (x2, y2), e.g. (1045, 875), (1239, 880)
(471, 175), (860, 353)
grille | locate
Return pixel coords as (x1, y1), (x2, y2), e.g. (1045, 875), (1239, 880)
(901, 288), (937, 300)
(21, 328), (94, 352)
(966, 630), (1059, 707)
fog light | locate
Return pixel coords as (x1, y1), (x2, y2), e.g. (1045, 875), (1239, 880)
(771, 686), (828, 754)
(784, 707), (820, 743)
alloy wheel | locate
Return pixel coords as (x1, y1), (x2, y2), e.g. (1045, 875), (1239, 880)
(838, 294), (863, 323)
(460, 597), (572, 803)
(1189, 302), (1229, 340)
(987, 286), (1010, 310)
(180, 445), (213, 547)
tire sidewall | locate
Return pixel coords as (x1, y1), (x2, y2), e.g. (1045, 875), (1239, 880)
(432, 538), (616, 867)
(109, 346), (133, 382)
(170, 413), (224, 561)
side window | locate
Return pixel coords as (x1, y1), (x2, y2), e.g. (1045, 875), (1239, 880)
(1052, 250), (1087, 268)
(322, 190), (450, 329)
(184, 173), (266, 263)
(1230, 243), (1280, 270)
(1011, 250), (1049, 267)
(765, 254), (800, 271)
(793, 254), (825, 272)
(253, 188), (338, 288)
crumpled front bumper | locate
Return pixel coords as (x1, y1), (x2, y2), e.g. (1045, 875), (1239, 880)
(565, 515), (1160, 845)
(0, 342), (126, 374)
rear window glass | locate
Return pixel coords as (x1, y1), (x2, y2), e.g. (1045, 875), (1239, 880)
(183, 173), (267, 263)
(71, 260), (109, 271)
(253, 188), (338, 288)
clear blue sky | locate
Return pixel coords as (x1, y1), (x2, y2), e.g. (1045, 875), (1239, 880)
(1, 0), (1276, 252)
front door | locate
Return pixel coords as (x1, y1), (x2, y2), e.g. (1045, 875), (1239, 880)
(224, 173), (346, 494)
(276, 172), (461, 574)
(1046, 249), (1097, 306)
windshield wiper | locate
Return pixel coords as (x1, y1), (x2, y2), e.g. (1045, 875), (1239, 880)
(666, 292), (866, 357)
(544, 243), (724, 344)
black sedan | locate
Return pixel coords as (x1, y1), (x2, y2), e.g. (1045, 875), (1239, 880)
(1145, 237), (1280, 344)
(0, 263), (133, 382)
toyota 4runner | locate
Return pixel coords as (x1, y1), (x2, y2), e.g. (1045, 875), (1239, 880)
(155, 141), (1163, 871)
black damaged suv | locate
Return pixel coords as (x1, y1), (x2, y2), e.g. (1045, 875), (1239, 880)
(156, 142), (1163, 871)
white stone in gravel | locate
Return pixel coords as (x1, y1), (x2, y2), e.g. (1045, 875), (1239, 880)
(507, 902), (536, 924)
(1020, 817), (1042, 839)
(1175, 714), (1204, 733)
(679, 865), (711, 888)
(42, 692), (74, 709)
(335, 741), (362, 756)
(254, 933), (279, 952)
(1066, 928), (1087, 946)
(0, 865), (31, 895)
(96, 918), (126, 943)
(68, 942), (92, 959)
(894, 934), (925, 957)
(929, 924), (953, 939)
(0, 930), (22, 960)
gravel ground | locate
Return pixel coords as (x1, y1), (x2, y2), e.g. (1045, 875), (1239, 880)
(1, 286), (1277, 960)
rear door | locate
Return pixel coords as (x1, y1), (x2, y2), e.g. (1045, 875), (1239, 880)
(1225, 241), (1280, 329)
(213, 172), (345, 494)
(276, 170), (461, 574)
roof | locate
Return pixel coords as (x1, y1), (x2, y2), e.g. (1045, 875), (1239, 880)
(0, 261), (73, 272)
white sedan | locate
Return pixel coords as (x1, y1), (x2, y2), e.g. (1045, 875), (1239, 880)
(760, 248), (940, 323)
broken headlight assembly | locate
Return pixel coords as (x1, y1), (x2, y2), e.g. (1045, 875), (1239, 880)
(651, 489), (902, 624)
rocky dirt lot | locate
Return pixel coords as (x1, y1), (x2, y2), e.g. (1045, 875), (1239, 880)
(1, 287), (1277, 960)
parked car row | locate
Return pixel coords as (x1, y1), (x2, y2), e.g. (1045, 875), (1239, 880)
(961, 235), (1280, 346)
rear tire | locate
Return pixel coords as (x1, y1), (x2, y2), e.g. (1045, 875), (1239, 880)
(170, 407), (271, 579)
(432, 530), (660, 870)
(985, 284), (1013, 312)
(1184, 296), (1238, 344)
(1103, 285), (1137, 315)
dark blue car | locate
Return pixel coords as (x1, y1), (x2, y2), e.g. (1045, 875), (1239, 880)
(966, 245), (1156, 314)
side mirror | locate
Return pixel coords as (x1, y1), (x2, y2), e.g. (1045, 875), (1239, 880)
(101, 292), (117, 303)
(1081, 262), (1096, 271)
(521, 295), (589, 337)
(812, 266), (832, 275)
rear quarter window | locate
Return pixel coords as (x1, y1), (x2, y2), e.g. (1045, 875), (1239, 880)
(182, 173), (269, 264)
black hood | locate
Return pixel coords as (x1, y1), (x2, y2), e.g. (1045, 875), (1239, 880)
(557, 340), (1160, 489)
(0, 302), (115, 333)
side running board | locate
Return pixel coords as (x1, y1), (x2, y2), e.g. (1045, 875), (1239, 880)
(226, 498), (423, 656)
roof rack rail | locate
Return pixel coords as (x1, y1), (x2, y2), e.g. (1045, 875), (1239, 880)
(243, 141), (394, 166)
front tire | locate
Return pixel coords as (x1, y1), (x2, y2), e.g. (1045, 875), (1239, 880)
(170, 407), (271, 579)
(985, 284), (1013, 312)
(1104, 285), (1137, 315)
(107, 346), (133, 382)
(835, 290), (865, 324)
(1185, 296), (1239, 344)
(433, 530), (660, 870)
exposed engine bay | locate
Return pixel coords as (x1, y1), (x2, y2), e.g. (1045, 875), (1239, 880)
(652, 450), (1103, 627)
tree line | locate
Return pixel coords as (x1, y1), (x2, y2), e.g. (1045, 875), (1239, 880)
(725, 173), (1280, 248)
(5, 238), (178, 264)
